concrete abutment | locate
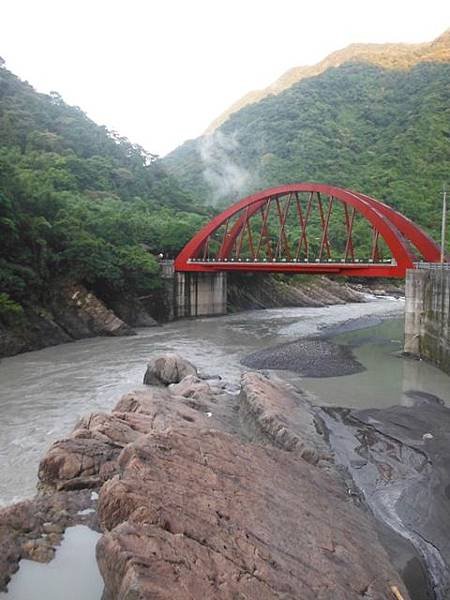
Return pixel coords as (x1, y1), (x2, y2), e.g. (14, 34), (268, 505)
(405, 266), (450, 374)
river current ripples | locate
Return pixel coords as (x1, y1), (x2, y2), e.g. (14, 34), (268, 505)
(1, 296), (450, 506)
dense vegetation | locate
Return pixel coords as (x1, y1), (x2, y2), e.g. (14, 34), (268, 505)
(1, 44), (449, 332)
(164, 61), (450, 252)
(0, 61), (207, 321)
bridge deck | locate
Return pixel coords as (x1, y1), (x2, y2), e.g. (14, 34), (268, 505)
(178, 259), (400, 277)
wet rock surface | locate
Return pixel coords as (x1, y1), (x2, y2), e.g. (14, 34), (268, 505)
(97, 428), (405, 600)
(143, 352), (198, 385)
(322, 391), (450, 600)
(241, 338), (365, 377)
(0, 489), (98, 590)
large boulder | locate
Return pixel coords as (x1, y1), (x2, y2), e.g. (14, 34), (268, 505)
(143, 353), (197, 386)
(96, 428), (408, 600)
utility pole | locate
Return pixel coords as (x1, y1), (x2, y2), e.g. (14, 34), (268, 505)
(441, 184), (447, 264)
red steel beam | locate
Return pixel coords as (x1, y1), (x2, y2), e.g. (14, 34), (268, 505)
(354, 190), (442, 262)
(295, 191), (313, 260)
(181, 260), (401, 278)
(274, 195), (292, 260)
(255, 201), (272, 259)
(343, 204), (355, 261)
(319, 195), (334, 260)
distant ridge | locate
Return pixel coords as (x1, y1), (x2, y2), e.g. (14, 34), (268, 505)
(205, 28), (450, 133)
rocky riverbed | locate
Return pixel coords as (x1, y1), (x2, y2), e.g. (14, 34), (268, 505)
(0, 352), (412, 599)
(241, 337), (366, 377)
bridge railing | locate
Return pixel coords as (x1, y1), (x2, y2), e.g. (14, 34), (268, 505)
(414, 262), (450, 270)
(187, 257), (394, 264)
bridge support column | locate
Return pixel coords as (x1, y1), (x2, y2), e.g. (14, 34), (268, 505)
(175, 272), (227, 318)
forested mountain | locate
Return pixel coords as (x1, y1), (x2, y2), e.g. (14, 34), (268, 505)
(0, 61), (207, 324)
(206, 29), (450, 133)
(163, 31), (450, 248)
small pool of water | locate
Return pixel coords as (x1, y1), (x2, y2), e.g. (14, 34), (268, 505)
(0, 526), (103, 600)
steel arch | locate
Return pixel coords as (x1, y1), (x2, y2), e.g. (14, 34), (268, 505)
(175, 184), (441, 278)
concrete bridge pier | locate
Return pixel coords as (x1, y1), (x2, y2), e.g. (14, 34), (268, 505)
(160, 260), (227, 318)
(175, 271), (227, 318)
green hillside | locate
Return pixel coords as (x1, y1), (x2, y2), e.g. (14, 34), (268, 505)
(0, 61), (207, 320)
(164, 60), (450, 249)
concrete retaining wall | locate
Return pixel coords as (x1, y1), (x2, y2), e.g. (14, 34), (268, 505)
(405, 267), (450, 374)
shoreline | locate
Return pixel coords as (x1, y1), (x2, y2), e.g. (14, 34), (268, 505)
(240, 303), (404, 378)
(0, 275), (402, 361)
(0, 297), (405, 508)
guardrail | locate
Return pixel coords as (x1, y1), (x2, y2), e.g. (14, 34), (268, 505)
(188, 258), (393, 264)
(414, 262), (450, 270)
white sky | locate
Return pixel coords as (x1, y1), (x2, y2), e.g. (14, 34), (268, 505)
(1, 0), (449, 156)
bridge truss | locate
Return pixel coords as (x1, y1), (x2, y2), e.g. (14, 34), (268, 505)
(175, 184), (442, 278)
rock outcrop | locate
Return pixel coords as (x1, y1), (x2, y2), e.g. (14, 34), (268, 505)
(228, 274), (366, 311)
(50, 283), (134, 338)
(38, 376), (237, 494)
(97, 428), (406, 600)
(239, 372), (330, 463)
(103, 293), (159, 328)
(1, 355), (410, 599)
(0, 282), (138, 359)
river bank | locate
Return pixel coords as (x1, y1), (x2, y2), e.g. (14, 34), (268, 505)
(0, 296), (408, 506)
(0, 273), (402, 359)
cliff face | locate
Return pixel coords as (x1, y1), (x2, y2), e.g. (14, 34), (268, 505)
(0, 283), (159, 359)
(227, 274), (366, 311)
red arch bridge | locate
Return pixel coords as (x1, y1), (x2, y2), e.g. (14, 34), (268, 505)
(175, 183), (442, 277)
(172, 184), (444, 317)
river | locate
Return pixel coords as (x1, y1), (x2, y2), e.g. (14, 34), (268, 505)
(2, 296), (450, 599)
(1, 296), (450, 508)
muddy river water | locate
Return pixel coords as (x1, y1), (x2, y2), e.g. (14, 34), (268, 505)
(1, 296), (449, 506)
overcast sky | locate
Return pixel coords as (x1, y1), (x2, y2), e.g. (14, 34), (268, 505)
(1, 0), (449, 156)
